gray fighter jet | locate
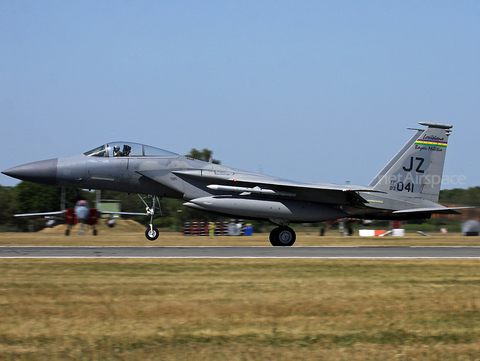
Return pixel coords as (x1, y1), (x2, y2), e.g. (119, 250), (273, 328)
(2, 122), (471, 246)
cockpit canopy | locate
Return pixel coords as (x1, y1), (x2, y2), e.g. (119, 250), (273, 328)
(84, 142), (178, 158)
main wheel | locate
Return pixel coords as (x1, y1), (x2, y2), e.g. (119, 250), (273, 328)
(145, 227), (159, 241)
(269, 226), (296, 246)
(269, 227), (281, 246)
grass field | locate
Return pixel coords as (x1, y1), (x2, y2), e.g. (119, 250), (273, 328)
(1, 259), (480, 360)
(1, 227), (480, 360)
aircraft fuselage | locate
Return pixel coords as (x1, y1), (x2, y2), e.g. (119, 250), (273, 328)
(3, 123), (468, 246)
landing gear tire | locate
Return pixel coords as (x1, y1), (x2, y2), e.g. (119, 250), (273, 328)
(269, 226), (296, 247)
(93, 229), (98, 236)
(145, 227), (159, 241)
(269, 227), (280, 246)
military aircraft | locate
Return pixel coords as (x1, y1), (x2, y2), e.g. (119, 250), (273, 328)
(2, 122), (471, 246)
(13, 189), (147, 236)
(15, 199), (100, 235)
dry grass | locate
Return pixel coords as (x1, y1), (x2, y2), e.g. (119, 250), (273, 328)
(0, 259), (480, 360)
(1, 228), (479, 359)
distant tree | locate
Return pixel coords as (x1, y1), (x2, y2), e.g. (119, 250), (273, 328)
(0, 186), (19, 229)
(16, 182), (63, 213)
(186, 148), (220, 164)
(465, 187), (480, 206)
(439, 187), (480, 206)
(2, 183), (75, 231)
(15, 182), (83, 213)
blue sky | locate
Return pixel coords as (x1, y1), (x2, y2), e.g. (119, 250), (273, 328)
(1, 1), (479, 188)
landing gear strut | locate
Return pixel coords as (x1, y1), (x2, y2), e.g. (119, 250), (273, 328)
(269, 226), (296, 246)
(138, 195), (161, 241)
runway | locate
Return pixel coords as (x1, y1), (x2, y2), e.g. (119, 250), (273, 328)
(1, 246), (480, 258)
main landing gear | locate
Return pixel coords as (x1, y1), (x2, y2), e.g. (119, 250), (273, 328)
(138, 195), (161, 241)
(269, 226), (296, 246)
(64, 222), (97, 236)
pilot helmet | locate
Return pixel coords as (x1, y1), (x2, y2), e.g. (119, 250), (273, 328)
(113, 145), (120, 153)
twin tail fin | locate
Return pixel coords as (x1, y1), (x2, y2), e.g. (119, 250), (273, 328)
(369, 122), (452, 203)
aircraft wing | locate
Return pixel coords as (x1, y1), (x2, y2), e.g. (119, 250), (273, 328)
(393, 206), (476, 215)
(14, 210), (66, 218)
(172, 170), (379, 192)
(226, 178), (378, 193)
(170, 170), (384, 206)
(15, 210), (147, 218)
(100, 211), (148, 216)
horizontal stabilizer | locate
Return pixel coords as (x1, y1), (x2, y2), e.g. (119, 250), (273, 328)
(14, 211), (65, 217)
(101, 211), (148, 216)
(392, 206), (475, 215)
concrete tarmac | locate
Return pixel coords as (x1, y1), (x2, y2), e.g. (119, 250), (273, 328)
(1, 246), (480, 258)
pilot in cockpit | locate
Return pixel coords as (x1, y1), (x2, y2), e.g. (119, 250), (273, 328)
(122, 145), (132, 156)
(113, 146), (123, 157)
(113, 144), (132, 157)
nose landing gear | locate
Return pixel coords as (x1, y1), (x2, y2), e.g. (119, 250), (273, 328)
(138, 195), (161, 241)
(145, 225), (159, 241)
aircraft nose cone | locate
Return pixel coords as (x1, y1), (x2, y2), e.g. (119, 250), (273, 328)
(2, 158), (58, 185)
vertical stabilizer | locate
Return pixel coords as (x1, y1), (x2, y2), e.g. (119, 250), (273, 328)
(369, 122), (452, 203)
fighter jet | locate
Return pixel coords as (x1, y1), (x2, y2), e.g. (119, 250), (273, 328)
(13, 199), (97, 236)
(2, 122), (471, 246)
(14, 193), (146, 236)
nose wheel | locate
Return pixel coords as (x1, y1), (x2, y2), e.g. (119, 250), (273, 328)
(269, 226), (296, 246)
(145, 226), (159, 241)
(138, 195), (162, 241)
